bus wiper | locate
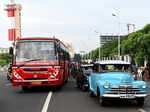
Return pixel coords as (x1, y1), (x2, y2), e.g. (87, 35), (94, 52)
(23, 58), (42, 62)
(17, 58), (42, 68)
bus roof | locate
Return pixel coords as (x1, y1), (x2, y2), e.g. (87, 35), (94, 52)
(16, 37), (60, 41)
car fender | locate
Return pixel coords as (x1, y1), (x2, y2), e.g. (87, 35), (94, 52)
(96, 80), (105, 96)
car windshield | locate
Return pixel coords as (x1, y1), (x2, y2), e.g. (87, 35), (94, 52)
(101, 64), (130, 72)
(15, 40), (57, 62)
(82, 66), (93, 75)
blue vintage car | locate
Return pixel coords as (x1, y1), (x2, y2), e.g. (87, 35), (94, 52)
(88, 60), (148, 106)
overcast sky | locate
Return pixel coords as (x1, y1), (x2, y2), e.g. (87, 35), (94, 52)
(0, 0), (150, 53)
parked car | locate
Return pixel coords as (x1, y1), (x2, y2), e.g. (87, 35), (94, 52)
(76, 64), (93, 91)
(89, 60), (148, 106)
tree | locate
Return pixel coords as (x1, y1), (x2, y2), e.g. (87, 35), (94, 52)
(0, 53), (11, 66)
(89, 24), (150, 66)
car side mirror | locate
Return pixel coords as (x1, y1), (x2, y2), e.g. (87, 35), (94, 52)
(9, 47), (13, 55)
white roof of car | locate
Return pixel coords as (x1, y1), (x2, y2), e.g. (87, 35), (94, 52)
(95, 60), (130, 65)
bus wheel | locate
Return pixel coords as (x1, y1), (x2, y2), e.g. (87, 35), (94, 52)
(22, 86), (28, 91)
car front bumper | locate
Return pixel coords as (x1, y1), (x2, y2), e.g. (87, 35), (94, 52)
(103, 93), (147, 99)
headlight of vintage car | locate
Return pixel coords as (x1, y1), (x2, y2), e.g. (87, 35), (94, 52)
(142, 84), (146, 89)
(103, 83), (109, 89)
(14, 71), (22, 79)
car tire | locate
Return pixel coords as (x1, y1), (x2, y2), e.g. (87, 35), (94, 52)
(76, 82), (80, 88)
(65, 79), (68, 84)
(137, 98), (144, 106)
(97, 90), (105, 106)
(89, 90), (95, 97)
(82, 85), (86, 91)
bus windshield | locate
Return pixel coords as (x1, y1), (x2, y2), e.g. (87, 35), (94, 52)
(15, 40), (57, 62)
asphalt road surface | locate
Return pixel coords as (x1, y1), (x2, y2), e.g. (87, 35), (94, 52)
(0, 72), (150, 112)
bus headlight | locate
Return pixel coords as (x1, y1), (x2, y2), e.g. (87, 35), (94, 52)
(50, 69), (59, 77)
(14, 71), (22, 79)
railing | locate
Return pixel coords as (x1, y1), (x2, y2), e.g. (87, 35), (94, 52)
(96, 55), (131, 63)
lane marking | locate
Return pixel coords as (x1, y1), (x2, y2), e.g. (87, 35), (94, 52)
(41, 92), (52, 112)
(137, 109), (146, 112)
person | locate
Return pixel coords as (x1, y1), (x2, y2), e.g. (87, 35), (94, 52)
(141, 67), (145, 81)
(131, 65), (138, 80)
(144, 67), (149, 82)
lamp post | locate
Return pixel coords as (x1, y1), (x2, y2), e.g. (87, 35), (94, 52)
(94, 31), (101, 60)
(112, 13), (120, 58)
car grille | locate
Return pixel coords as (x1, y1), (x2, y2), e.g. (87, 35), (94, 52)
(109, 85), (140, 94)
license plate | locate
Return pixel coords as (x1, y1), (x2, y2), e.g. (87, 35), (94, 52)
(120, 94), (135, 99)
(31, 81), (41, 85)
(127, 94), (135, 98)
(120, 95), (126, 99)
(84, 84), (88, 87)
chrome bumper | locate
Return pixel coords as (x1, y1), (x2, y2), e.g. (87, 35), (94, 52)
(103, 94), (147, 99)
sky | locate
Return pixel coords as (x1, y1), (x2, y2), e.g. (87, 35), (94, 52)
(0, 0), (150, 53)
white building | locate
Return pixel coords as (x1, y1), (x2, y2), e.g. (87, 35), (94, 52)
(0, 48), (9, 54)
(100, 34), (126, 46)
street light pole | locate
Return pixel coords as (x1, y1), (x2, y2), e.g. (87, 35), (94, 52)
(94, 31), (101, 60)
(99, 35), (101, 60)
(112, 13), (120, 58)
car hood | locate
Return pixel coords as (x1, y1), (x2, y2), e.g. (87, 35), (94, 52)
(95, 72), (133, 85)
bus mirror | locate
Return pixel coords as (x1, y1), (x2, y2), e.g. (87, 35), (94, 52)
(9, 47), (13, 55)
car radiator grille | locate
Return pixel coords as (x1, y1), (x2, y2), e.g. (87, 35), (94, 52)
(109, 86), (141, 94)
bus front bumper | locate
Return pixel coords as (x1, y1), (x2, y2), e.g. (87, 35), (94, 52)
(13, 79), (62, 86)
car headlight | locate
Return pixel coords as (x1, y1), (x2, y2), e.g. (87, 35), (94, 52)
(14, 71), (22, 79)
(104, 83), (109, 89)
(142, 84), (146, 89)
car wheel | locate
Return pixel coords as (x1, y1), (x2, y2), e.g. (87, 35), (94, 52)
(137, 98), (144, 106)
(82, 85), (86, 91)
(76, 82), (80, 88)
(65, 79), (68, 84)
(97, 90), (105, 106)
(89, 90), (94, 97)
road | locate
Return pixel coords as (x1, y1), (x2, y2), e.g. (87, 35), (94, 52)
(0, 72), (150, 112)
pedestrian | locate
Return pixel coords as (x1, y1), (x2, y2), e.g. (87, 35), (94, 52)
(144, 67), (149, 82)
(141, 67), (145, 81)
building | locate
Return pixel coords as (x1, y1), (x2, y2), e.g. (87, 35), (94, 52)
(5, 4), (22, 41)
(0, 48), (9, 54)
(100, 34), (126, 46)
(62, 42), (74, 58)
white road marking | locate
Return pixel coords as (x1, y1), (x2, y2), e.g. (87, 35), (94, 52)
(137, 109), (146, 112)
(41, 92), (52, 112)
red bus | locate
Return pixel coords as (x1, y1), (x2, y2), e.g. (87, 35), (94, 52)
(10, 37), (70, 90)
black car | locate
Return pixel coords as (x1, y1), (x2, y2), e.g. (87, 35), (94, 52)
(76, 64), (93, 91)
